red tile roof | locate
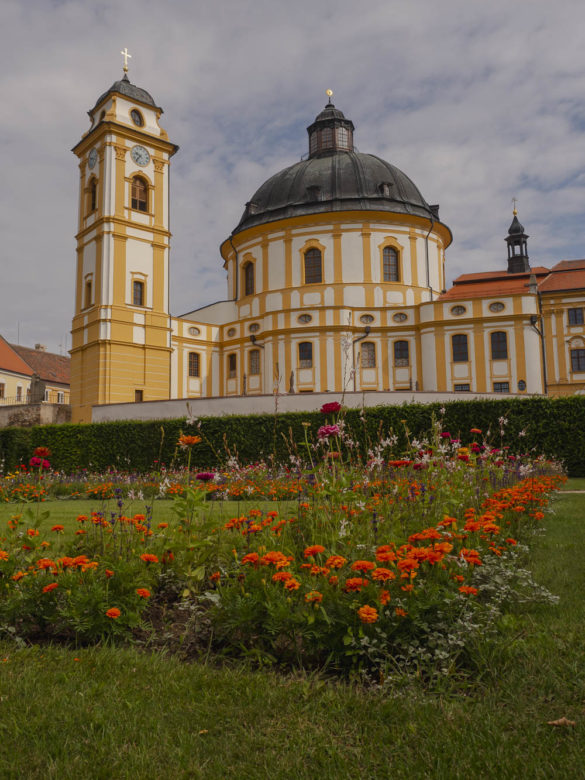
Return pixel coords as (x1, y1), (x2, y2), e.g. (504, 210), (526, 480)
(0, 336), (34, 377)
(9, 344), (70, 386)
(439, 268), (549, 301)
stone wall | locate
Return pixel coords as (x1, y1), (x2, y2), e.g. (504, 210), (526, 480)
(0, 404), (71, 428)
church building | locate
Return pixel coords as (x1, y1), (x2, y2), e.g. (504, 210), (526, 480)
(70, 65), (585, 423)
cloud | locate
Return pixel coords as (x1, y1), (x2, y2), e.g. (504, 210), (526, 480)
(1, 0), (584, 352)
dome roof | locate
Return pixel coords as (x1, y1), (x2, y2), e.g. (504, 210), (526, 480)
(93, 73), (157, 111)
(234, 151), (440, 234)
(507, 214), (526, 235)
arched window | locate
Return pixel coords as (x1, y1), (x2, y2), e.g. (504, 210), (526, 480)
(243, 262), (254, 296)
(227, 353), (237, 378)
(394, 340), (409, 367)
(89, 178), (98, 212)
(249, 349), (260, 375)
(452, 334), (468, 362)
(299, 342), (313, 368)
(131, 177), (148, 212)
(361, 342), (376, 368)
(490, 331), (508, 360)
(304, 248), (322, 284)
(133, 280), (144, 307)
(188, 352), (200, 377)
(383, 247), (399, 282)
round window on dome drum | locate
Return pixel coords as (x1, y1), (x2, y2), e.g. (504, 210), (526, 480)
(298, 314), (312, 324)
(451, 305), (466, 316)
(360, 314), (374, 324)
(393, 312), (407, 323)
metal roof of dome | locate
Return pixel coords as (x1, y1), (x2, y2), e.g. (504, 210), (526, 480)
(234, 150), (440, 234)
(93, 73), (157, 111)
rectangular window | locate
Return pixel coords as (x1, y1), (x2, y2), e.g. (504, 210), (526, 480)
(454, 384), (470, 392)
(57, 392), (65, 404)
(299, 342), (313, 369)
(304, 249), (322, 284)
(16, 386), (22, 401)
(393, 340), (409, 367)
(361, 342), (376, 368)
(383, 247), (399, 282)
(0, 383), (4, 399)
(84, 279), (92, 309)
(228, 353), (237, 378)
(135, 390), (144, 402)
(44, 389), (50, 402)
(490, 331), (508, 360)
(188, 352), (200, 377)
(493, 382), (510, 393)
(133, 280), (144, 307)
(452, 334), (469, 362)
(571, 348), (585, 372)
(568, 308), (584, 325)
(249, 349), (260, 375)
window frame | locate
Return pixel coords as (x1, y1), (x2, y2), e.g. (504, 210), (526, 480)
(493, 382), (510, 393)
(568, 307), (584, 326)
(243, 261), (255, 297)
(452, 334), (469, 363)
(188, 352), (200, 378)
(298, 341), (313, 369)
(89, 177), (98, 212)
(249, 349), (260, 376)
(454, 384), (470, 392)
(383, 246), (400, 282)
(393, 340), (409, 367)
(227, 353), (237, 379)
(304, 248), (322, 285)
(361, 342), (376, 368)
(490, 331), (508, 360)
(570, 348), (585, 372)
(132, 280), (145, 307)
(131, 176), (148, 212)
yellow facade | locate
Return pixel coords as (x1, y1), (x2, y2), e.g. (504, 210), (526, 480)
(71, 71), (585, 422)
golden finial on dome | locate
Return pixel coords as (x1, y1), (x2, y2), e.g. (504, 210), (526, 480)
(121, 47), (132, 74)
(512, 196), (518, 216)
(326, 89), (333, 104)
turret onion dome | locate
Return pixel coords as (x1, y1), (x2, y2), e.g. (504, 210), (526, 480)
(93, 73), (158, 111)
(234, 100), (448, 237)
(507, 213), (526, 235)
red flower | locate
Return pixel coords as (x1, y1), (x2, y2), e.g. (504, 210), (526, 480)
(459, 585), (478, 596)
(140, 553), (159, 564)
(304, 545), (325, 558)
(51, 525), (64, 533)
(358, 605), (378, 623)
(136, 588), (151, 598)
(320, 401), (342, 415)
(351, 560), (376, 573)
(34, 446), (51, 457)
(106, 607), (121, 619)
(105, 569), (114, 578)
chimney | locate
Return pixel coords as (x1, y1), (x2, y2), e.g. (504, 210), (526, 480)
(34, 344), (47, 352)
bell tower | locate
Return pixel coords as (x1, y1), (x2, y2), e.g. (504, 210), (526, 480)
(70, 54), (178, 422)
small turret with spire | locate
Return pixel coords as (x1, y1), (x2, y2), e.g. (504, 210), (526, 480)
(506, 201), (530, 273)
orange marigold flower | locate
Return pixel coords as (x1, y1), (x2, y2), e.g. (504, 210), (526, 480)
(76, 515), (88, 523)
(34, 446), (51, 458)
(506, 538), (517, 545)
(157, 522), (169, 529)
(11, 571), (26, 581)
(304, 544), (325, 558)
(178, 435), (202, 447)
(0, 551), (8, 561)
(105, 569), (114, 578)
(284, 578), (301, 591)
(136, 588), (151, 598)
(380, 589), (391, 605)
(260, 551), (291, 568)
(26, 529), (39, 537)
(344, 577), (368, 592)
(304, 590), (323, 603)
(395, 607), (408, 617)
(459, 585), (478, 596)
(358, 605), (378, 623)
(36, 558), (57, 571)
(351, 560), (376, 573)
(371, 567), (396, 582)
(470, 428), (482, 435)
(397, 558), (419, 572)
(51, 525), (64, 533)
(375, 550), (397, 563)
(329, 575), (339, 586)
(401, 584), (414, 592)
(325, 555), (347, 569)
(106, 607), (121, 619)
(272, 571), (293, 582)
(460, 548), (482, 566)
(210, 572), (221, 583)
(42, 582), (58, 593)
(140, 553), (159, 564)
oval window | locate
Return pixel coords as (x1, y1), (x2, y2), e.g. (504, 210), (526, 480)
(188, 326), (200, 336)
(489, 302), (505, 313)
(227, 328), (236, 338)
(360, 314), (374, 324)
(392, 312), (407, 323)
(249, 323), (260, 333)
(130, 109), (144, 127)
(298, 314), (312, 324)
(517, 380), (527, 392)
(451, 305), (466, 316)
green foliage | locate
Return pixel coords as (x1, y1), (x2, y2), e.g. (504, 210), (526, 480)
(1, 395), (584, 475)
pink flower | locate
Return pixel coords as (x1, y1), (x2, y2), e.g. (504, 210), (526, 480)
(320, 401), (341, 415)
(317, 424), (340, 440)
(196, 472), (215, 482)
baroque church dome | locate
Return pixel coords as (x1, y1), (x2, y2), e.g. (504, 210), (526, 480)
(234, 100), (444, 235)
(93, 73), (157, 110)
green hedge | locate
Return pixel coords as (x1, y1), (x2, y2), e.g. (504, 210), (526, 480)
(0, 396), (583, 476)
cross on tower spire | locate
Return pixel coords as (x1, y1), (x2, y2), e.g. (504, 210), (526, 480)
(120, 47), (132, 73)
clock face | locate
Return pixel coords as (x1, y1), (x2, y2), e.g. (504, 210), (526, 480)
(88, 148), (98, 169)
(131, 145), (150, 166)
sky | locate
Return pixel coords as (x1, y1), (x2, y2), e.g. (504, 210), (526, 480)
(1, 0), (585, 355)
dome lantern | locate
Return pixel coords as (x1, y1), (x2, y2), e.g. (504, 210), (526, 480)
(505, 205), (530, 273)
(306, 92), (355, 158)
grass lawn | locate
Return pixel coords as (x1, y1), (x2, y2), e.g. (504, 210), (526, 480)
(0, 491), (583, 778)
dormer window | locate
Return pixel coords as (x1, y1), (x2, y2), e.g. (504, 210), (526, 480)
(379, 182), (391, 198)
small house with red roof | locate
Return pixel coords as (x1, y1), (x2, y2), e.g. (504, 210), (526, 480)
(0, 338), (70, 406)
